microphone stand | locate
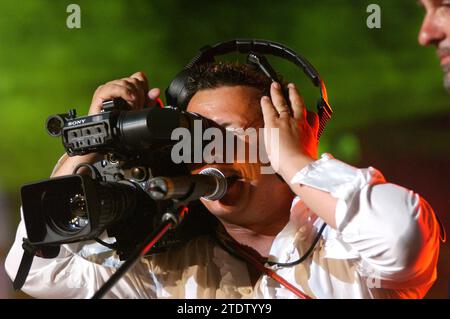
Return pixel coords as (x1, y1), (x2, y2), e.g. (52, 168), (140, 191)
(91, 201), (188, 299)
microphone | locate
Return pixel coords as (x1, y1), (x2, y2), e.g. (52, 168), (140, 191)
(146, 168), (227, 201)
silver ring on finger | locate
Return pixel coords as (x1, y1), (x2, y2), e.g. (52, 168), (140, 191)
(278, 109), (291, 116)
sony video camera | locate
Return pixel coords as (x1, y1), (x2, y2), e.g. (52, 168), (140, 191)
(21, 98), (219, 260)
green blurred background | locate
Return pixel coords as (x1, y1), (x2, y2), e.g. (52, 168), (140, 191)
(0, 0), (448, 298)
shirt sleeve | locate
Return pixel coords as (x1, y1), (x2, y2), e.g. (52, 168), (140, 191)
(4, 211), (157, 299)
(290, 153), (440, 288)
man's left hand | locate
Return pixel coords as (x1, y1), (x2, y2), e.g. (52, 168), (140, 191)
(260, 82), (319, 183)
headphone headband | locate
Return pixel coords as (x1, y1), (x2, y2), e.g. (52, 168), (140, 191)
(186, 39), (321, 87)
(166, 38), (332, 139)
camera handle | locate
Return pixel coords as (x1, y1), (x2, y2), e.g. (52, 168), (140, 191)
(12, 239), (38, 290)
(91, 201), (189, 299)
(13, 240), (61, 291)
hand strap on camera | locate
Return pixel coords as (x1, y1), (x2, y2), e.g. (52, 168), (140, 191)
(13, 238), (38, 290)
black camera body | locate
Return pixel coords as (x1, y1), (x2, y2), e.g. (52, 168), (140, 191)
(46, 98), (208, 158)
(21, 98), (217, 260)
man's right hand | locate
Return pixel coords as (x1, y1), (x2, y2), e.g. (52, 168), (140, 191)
(52, 71), (161, 177)
(88, 71), (161, 115)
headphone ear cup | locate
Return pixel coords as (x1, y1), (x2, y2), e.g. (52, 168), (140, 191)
(165, 69), (193, 110)
(316, 98), (332, 140)
(316, 98), (325, 118)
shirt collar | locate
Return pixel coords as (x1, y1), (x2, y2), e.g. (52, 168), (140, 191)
(268, 196), (321, 265)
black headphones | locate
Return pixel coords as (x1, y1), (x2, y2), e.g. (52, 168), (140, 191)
(165, 39), (333, 139)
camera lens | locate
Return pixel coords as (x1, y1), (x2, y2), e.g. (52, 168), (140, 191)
(67, 194), (89, 231)
(41, 180), (90, 235)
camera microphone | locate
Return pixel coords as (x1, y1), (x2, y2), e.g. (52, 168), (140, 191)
(146, 168), (228, 202)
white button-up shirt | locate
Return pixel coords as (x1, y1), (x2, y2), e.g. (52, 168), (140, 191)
(5, 154), (440, 298)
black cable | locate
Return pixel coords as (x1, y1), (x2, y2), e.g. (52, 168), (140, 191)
(213, 222), (327, 268)
(266, 222), (327, 267)
(94, 238), (117, 250)
(73, 163), (101, 179)
(92, 219), (172, 299)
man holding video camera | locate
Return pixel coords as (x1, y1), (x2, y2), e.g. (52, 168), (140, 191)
(5, 60), (441, 298)
(5, 0), (447, 298)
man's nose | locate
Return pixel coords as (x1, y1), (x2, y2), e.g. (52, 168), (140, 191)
(418, 13), (446, 47)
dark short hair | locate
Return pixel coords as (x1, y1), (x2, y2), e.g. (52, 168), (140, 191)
(185, 61), (273, 101)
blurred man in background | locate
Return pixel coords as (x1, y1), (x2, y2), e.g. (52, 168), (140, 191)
(418, 0), (450, 92)
(418, 0), (450, 298)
